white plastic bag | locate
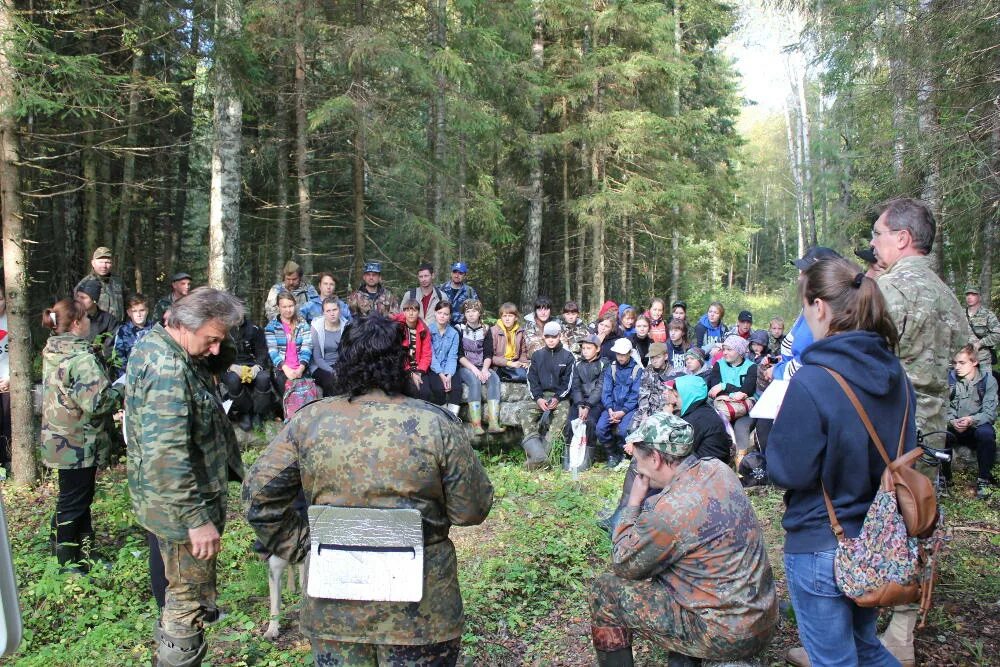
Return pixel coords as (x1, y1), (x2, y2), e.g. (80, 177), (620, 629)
(568, 418), (587, 471)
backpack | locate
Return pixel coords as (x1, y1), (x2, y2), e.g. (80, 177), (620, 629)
(282, 377), (321, 422)
(821, 367), (944, 620)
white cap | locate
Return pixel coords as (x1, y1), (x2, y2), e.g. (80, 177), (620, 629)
(610, 338), (633, 355)
(543, 321), (562, 337)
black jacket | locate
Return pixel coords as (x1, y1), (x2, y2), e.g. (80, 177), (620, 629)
(708, 359), (758, 396)
(681, 399), (734, 464)
(527, 344), (575, 400)
(231, 319), (269, 367)
(572, 357), (605, 408)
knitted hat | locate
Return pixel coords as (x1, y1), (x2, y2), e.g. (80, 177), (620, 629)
(77, 279), (102, 302)
(722, 334), (749, 358)
(684, 347), (704, 362)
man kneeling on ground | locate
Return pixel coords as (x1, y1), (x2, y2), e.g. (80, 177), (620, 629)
(588, 412), (777, 666)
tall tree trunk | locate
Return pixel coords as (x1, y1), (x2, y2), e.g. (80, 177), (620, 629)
(208, 0), (243, 290)
(83, 128), (100, 255)
(784, 96), (805, 258)
(670, 229), (680, 305)
(575, 225), (586, 309)
(427, 0), (447, 271)
(793, 58), (817, 247)
(890, 5), (907, 177)
(669, 0), (681, 305)
(273, 89), (290, 281)
(350, 0), (367, 286)
(170, 2), (201, 272)
(520, 0), (544, 312)
(916, 0), (942, 274)
(458, 135), (467, 260)
(1, 0), (37, 486)
(561, 98), (571, 303)
(115, 0), (147, 280)
(294, 0), (313, 277)
(981, 96), (1000, 298)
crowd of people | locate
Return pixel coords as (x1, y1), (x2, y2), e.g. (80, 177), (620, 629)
(28, 197), (999, 666)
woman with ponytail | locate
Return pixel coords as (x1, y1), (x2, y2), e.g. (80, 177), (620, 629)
(767, 258), (915, 667)
(40, 298), (124, 573)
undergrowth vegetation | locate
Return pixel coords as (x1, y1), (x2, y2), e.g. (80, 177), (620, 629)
(1, 436), (997, 666)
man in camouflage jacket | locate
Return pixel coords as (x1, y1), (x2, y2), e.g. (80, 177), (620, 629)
(964, 285), (1000, 374)
(125, 287), (244, 667)
(75, 246), (128, 323)
(871, 197), (970, 662)
(347, 261), (400, 317)
(243, 314), (493, 665)
(589, 413), (777, 666)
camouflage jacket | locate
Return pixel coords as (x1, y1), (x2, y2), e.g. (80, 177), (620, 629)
(966, 305), (1000, 365)
(878, 255), (970, 445)
(612, 456), (777, 648)
(561, 319), (591, 357)
(242, 390), (494, 644)
(632, 364), (673, 429)
(522, 317), (549, 357)
(41, 334), (123, 469)
(346, 285), (399, 318)
(124, 325), (244, 542)
(150, 293), (175, 326)
(76, 272), (127, 323)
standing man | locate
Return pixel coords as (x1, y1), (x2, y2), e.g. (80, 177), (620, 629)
(264, 261), (319, 322)
(243, 314), (493, 665)
(870, 197), (970, 665)
(125, 287), (246, 667)
(402, 262), (447, 325)
(347, 260), (399, 317)
(151, 272), (193, 325)
(964, 285), (1000, 376)
(439, 261), (479, 325)
(76, 246), (127, 323)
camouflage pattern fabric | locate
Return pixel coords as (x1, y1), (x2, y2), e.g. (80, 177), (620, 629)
(522, 317), (548, 356)
(312, 637), (461, 667)
(561, 320), (591, 357)
(589, 456), (777, 660)
(76, 272), (127, 323)
(151, 293), (175, 326)
(966, 305), (1000, 372)
(516, 394), (569, 442)
(242, 389), (493, 645)
(124, 324), (245, 542)
(41, 334), (123, 469)
(878, 255), (971, 448)
(159, 538), (219, 637)
(631, 365), (674, 431)
(346, 285), (399, 318)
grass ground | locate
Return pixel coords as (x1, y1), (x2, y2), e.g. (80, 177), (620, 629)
(1, 433), (997, 666)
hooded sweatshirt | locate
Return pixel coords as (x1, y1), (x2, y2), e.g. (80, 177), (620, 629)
(767, 330), (916, 554)
(695, 314), (727, 354)
(675, 375), (733, 463)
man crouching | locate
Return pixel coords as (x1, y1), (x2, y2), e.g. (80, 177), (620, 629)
(588, 413), (777, 666)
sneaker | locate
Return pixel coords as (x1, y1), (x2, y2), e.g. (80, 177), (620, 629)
(976, 478), (993, 499)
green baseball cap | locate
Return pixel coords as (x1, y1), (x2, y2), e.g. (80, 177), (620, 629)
(965, 285), (980, 295)
(624, 413), (694, 457)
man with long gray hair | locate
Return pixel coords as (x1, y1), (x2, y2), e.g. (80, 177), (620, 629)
(125, 287), (245, 667)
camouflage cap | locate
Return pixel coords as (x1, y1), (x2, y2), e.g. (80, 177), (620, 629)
(624, 412), (694, 457)
(965, 285), (980, 295)
(647, 342), (668, 358)
(92, 246), (113, 260)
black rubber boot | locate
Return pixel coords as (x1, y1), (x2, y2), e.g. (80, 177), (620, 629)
(55, 543), (85, 574)
(595, 648), (635, 667)
(80, 531), (113, 571)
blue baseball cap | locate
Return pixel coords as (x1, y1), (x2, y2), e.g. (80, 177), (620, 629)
(363, 261), (382, 273)
(450, 261), (469, 274)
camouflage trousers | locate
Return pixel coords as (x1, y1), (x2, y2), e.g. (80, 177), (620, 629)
(589, 572), (765, 660)
(517, 393), (569, 442)
(157, 537), (219, 639)
(311, 637), (461, 667)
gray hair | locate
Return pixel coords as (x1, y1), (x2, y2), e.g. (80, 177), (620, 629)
(879, 197), (936, 254)
(167, 286), (244, 331)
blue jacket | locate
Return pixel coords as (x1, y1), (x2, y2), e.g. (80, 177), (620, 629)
(694, 314), (727, 354)
(265, 316), (313, 368)
(767, 330), (916, 554)
(772, 311), (812, 381)
(601, 358), (643, 413)
(113, 320), (152, 378)
(430, 324), (460, 376)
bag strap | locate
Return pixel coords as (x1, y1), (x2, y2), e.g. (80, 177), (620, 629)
(818, 366), (911, 541)
(821, 366), (910, 463)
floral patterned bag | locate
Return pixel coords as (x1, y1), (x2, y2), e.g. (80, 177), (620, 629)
(820, 368), (947, 620)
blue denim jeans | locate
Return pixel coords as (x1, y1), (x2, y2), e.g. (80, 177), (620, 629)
(784, 550), (900, 667)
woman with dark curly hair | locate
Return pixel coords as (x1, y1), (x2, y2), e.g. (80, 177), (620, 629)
(244, 314), (494, 665)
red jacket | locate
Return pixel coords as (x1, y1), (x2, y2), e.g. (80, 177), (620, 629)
(394, 313), (432, 372)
